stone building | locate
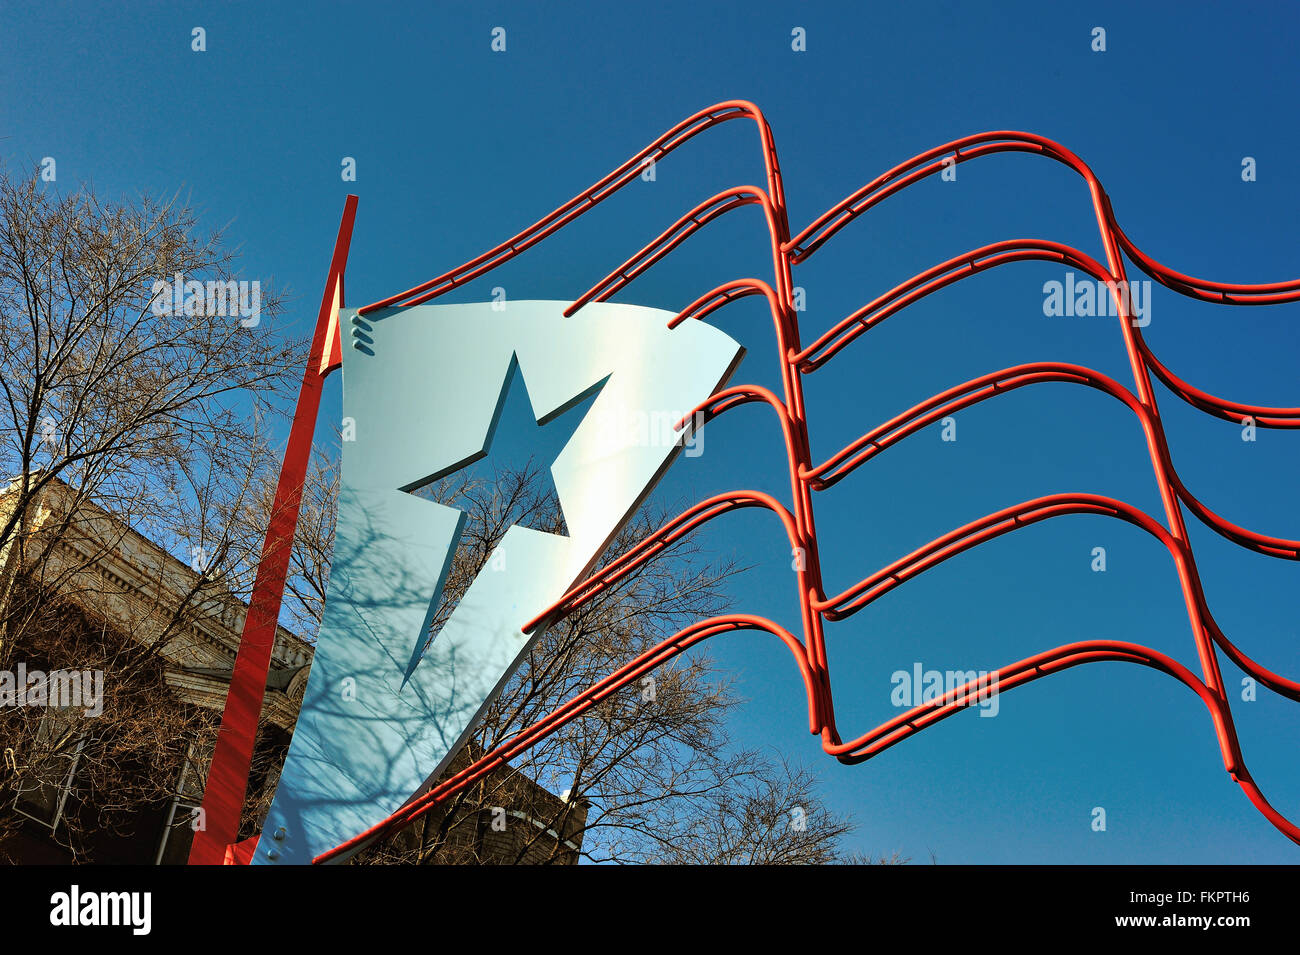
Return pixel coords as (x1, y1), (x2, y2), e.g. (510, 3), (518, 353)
(0, 475), (583, 865)
(363, 743), (589, 865)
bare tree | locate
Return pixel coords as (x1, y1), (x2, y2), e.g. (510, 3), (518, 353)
(0, 161), (299, 654)
(248, 429), (339, 641)
(0, 163), (300, 860)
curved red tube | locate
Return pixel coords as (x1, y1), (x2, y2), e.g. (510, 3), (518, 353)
(310, 107), (1300, 863)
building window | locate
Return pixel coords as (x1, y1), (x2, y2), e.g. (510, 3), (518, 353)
(11, 707), (85, 832)
(154, 736), (211, 865)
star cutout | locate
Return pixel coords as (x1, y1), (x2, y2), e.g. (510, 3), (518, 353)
(407, 354), (605, 670)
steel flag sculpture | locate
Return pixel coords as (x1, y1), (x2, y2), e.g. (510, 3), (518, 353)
(256, 301), (741, 864)
(192, 101), (1300, 866)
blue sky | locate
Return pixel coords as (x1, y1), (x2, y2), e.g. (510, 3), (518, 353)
(5, 0), (1299, 863)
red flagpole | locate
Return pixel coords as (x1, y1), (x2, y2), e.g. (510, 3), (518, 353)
(188, 196), (358, 865)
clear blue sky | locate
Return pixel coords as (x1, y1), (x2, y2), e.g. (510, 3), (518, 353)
(5, 0), (1299, 863)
